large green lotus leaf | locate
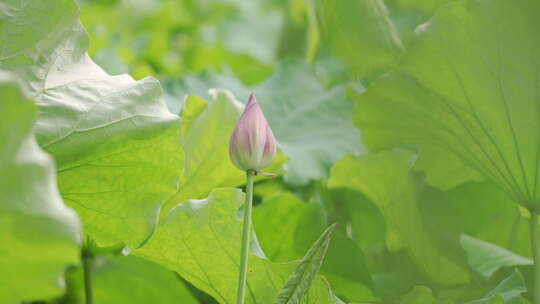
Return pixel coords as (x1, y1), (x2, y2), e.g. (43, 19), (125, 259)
(315, 0), (404, 79)
(135, 188), (340, 304)
(356, 0), (540, 206)
(0, 73), (81, 303)
(414, 144), (483, 190)
(329, 151), (469, 285)
(253, 191), (376, 303)
(0, 0), (184, 248)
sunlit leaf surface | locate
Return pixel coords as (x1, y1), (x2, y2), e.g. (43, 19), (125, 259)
(0, 0), (184, 248)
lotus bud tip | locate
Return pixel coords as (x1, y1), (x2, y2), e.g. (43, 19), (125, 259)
(229, 93), (277, 172)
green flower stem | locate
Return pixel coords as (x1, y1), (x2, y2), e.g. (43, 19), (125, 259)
(236, 169), (256, 304)
(82, 248), (94, 304)
(531, 209), (540, 304)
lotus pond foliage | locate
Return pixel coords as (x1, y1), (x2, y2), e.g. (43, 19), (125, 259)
(1, 0), (539, 303)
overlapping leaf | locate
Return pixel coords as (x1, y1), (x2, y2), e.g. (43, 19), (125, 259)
(135, 188), (340, 304)
(253, 191), (376, 303)
(356, 0), (540, 205)
(0, 73), (81, 303)
(329, 151), (469, 285)
(0, 0), (184, 248)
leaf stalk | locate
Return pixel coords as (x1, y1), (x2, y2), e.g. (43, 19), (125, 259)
(531, 209), (540, 304)
(82, 248), (94, 304)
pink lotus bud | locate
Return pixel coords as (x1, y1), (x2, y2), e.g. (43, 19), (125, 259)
(229, 93), (277, 171)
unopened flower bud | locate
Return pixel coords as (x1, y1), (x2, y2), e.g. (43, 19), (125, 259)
(229, 93), (277, 171)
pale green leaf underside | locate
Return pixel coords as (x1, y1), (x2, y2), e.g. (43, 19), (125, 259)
(357, 0), (540, 206)
(0, 73), (81, 304)
(135, 188), (339, 304)
(465, 270), (526, 304)
(329, 151), (469, 285)
(0, 0), (184, 247)
(460, 234), (532, 279)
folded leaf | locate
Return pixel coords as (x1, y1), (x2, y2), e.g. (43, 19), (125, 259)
(0, 73), (81, 303)
(0, 0), (184, 248)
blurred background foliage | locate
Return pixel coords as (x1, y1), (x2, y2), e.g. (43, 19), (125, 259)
(75, 0), (531, 303)
(80, 0), (296, 82)
(78, 0), (353, 106)
(2, 0), (535, 303)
